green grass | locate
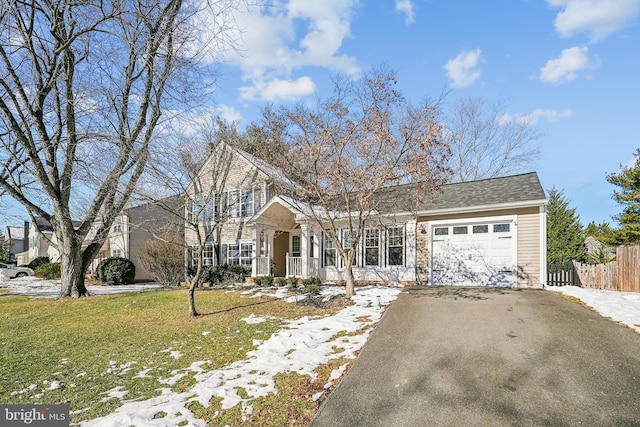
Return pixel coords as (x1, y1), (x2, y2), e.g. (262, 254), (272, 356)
(0, 288), (340, 424)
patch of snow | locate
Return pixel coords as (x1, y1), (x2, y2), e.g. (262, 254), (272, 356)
(242, 314), (267, 324)
(547, 286), (640, 333)
(133, 368), (153, 379)
(0, 276), (161, 297)
(81, 286), (401, 427)
(202, 331), (211, 336)
(100, 386), (129, 403)
(46, 381), (63, 391)
(169, 351), (183, 359)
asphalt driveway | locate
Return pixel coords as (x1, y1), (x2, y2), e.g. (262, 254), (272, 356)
(311, 287), (640, 426)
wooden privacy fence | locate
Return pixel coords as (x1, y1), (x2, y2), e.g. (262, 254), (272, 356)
(572, 260), (617, 290)
(548, 245), (640, 292)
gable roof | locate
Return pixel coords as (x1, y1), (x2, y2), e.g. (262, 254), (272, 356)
(6, 226), (25, 240)
(195, 141), (297, 192)
(375, 172), (547, 214)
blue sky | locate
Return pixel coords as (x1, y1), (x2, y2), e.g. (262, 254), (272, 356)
(207, 0), (640, 227)
(1, 0), (639, 230)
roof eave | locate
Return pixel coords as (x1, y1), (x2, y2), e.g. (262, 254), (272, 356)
(413, 198), (549, 217)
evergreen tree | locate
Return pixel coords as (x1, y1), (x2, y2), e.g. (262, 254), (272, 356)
(0, 231), (10, 263)
(547, 187), (586, 264)
(606, 149), (640, 245)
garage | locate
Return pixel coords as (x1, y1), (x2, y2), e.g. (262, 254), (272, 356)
(430, 217), (517, 287)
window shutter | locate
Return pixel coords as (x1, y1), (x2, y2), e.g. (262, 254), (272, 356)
(219, 244), (228, 265)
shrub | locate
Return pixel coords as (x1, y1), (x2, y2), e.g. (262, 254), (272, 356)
(303, 277), (322, 295)
(254, 276), (273, 286)
(274, 277), (287, 287)
(200, 264), (247, 286)
(34, 262), (61, 279)
(286, 276), (298, 286)
(96, 257), (136, 285)
(138, 236), (185, 287)
(28, 256), (50, 271)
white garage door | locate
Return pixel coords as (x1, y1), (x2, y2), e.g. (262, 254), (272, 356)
(431, 219), (517, 287)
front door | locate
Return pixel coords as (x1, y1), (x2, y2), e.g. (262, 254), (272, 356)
(273, 231), (289, 277)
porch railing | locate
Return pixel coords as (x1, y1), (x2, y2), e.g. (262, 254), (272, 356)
(255, 257), (270, 276)
(286, 253), (302, 277)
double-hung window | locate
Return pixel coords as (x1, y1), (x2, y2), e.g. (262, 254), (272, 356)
(364, 228), (380, 266)
(387, 226), (404, 266)
(227, 188), (260, 218)
(323, 234), (336, 267)
(228, 190), (240, 218)
(203, 243), (214, 266)
(228, 243), (253, 270)
(291, 235), (301, 257)
(112, 218), (122, 233)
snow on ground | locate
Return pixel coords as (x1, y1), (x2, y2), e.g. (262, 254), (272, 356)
(0, 275), (160, 296)
(81, 285), (402, 427)
(546, 285), (640, 333)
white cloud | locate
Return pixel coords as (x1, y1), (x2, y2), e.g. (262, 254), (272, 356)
(239, 76), (316, 101)
(539, 46), (594, 85)
(395, 0), (415, 25)
(547, 0), (640, 41)
(444, 49), (482, 89)
(214, 104), (243, 124)
(206, 0), (360, 102)
(497, 108), (573, 125)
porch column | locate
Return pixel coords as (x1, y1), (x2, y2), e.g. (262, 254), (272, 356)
(300, 223), (309, 279)
(251, 225), (261, 277)
(267, 229), (274, 275)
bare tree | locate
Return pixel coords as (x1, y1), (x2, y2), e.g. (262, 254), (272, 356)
(140, 123), (240, 316)
(0, 0), (241, 297)
(261, 67), (450, 298)
(445, 97), (542, 182)
(137, 234), (185, 287)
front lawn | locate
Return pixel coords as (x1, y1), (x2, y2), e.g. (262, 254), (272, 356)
(0, 288), (349, 425)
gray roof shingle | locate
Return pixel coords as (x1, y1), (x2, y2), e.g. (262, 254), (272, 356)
(376, 172), (547, 214)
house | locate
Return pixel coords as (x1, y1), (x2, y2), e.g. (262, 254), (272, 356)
(186, 142), (548, 288)
(87, 196), (184, 280)
(27, 197), (183, 281)
(28, 217), (56, 262)
(5, 221), (29, 264)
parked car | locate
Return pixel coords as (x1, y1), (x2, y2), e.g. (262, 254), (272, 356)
(0, 263), (35, 278)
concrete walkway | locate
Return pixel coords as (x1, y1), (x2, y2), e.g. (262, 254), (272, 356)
(311, 287), (640, 426)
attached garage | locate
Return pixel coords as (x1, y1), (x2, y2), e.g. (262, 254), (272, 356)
(412, 172), (548, 288)
(430, 216), (517, 287)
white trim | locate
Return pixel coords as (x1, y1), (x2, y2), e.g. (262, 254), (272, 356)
(540, 204), (547, 286)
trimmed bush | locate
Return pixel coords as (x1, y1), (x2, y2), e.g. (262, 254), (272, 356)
(200, 264), (247, 286)
(96, 257), (135, 285)
(303, 277), (322, 295)
(34, 262), (61, 280)
(254, 276), (273, 286)
(28, 256), (50, 271)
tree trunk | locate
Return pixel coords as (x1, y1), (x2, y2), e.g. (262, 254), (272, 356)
(344, 263), (355, 298)
(59, 241), (88, 298)
(188, 261), (203, 317)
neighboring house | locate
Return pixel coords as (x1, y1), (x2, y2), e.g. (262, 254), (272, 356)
(27, 197), (183, 281)
(6, 221), (29, 263)
(186, 142), (548, 288)
(87, 196), (184, 281)
(28, 217), (56, 262)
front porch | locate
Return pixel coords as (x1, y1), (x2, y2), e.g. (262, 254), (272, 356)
(250, 198), (320, 279)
